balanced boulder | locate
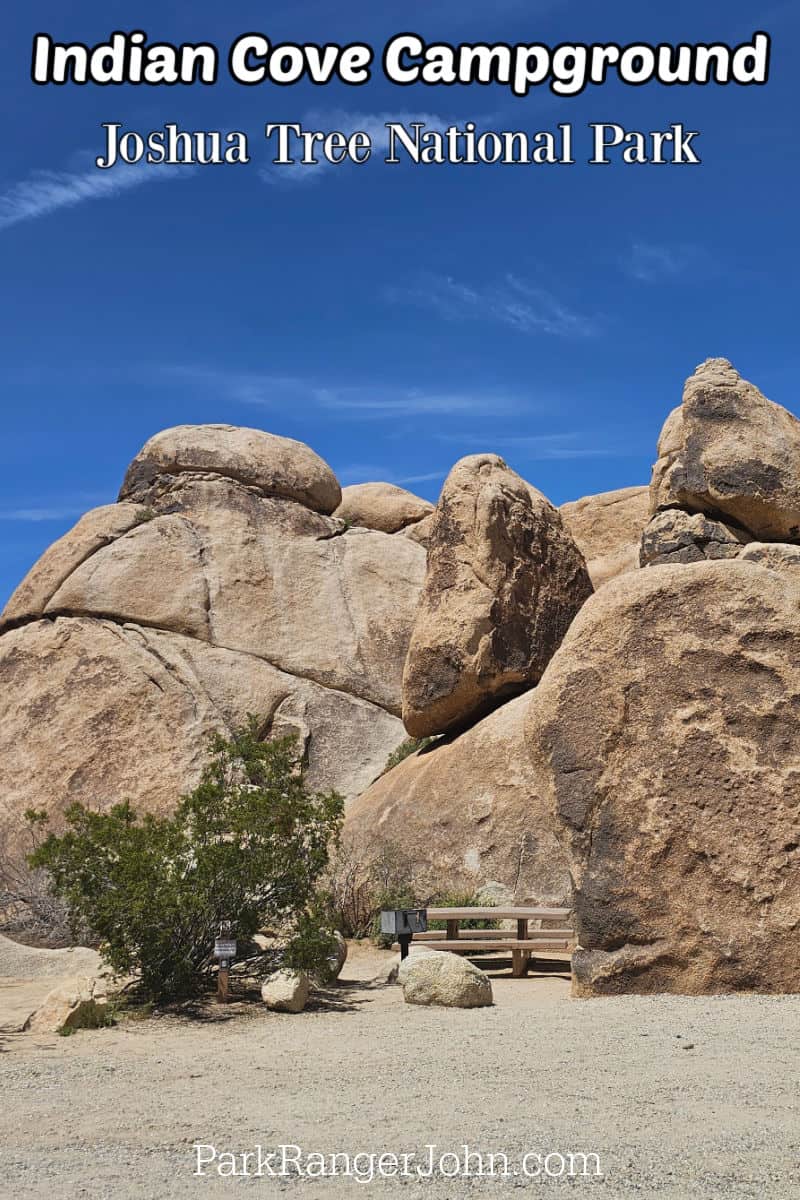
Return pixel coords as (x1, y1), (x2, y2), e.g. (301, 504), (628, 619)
(527, 560), (800, 997)
(402, 455), (592, 738)
(650, 359), (800, 541)
(119, 423), (342, 514)
(334, 483), (433, 535)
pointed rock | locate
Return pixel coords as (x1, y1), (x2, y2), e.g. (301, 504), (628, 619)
(402, 455), (592, 738)
(650, 358), (800, 540)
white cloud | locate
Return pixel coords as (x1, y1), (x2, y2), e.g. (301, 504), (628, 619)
(259, 110), (454, 187)
(0, 160), (184, 232)
(624, 241), (695, 283)
(156, 366), (525, 419)
(313, 385), (522, 417)
(0, 506), (85, 522)
(392, 470), (446, 485)
(440, 431), (634, 460)
(334, 465), (446, 487)
(386, 273), (598, 338)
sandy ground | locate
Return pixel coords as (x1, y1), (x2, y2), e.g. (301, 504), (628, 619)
(2, 941), (799, 1199)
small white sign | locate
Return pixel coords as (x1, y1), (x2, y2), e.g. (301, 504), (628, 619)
(214, 938), (237, 959)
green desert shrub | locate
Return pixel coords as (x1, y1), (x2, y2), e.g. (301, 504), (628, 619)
(29, 719), (344, 1003)
(383, 736), (439, 774)
(426, 891), (499, 932)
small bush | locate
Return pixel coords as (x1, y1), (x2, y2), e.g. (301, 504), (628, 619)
(0, 811), (74, 946)
(324, 837), (498, 945)
(383, 736), (438, 774)
(426, 891), (499, 932)
(132, 506), (158, 525)
(324, 836), (417, 941)
(29, 719), (344, 1003)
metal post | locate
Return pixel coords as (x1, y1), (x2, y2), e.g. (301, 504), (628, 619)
(398, 933), (412, 960)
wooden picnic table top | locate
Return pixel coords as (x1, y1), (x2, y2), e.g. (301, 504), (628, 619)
(427, 906), (572, 922)
(414, 939), (572, 952)
(414, 927), (574, 940)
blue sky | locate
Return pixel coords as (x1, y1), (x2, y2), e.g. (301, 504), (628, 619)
(1, 0), (798, 605)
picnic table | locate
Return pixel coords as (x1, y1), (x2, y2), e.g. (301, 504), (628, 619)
(397, 906), (575, 977)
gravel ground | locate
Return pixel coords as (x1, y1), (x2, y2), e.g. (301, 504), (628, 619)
(1, 945), (799, 1199)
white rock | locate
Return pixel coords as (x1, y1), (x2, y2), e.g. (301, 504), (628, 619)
(24, 974), (109, 1034)
(260, 969), (310, 1013)
(398, 950), (493, 1008)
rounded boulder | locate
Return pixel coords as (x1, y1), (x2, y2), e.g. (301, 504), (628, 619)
(398, 951), (493, 1008)
(119, 424), (341, 514)
(335, 482), (434, 534)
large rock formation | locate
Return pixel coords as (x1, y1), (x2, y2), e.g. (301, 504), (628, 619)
(561, 486), (649, 588)
(1, 503), (152, 629)
(527, 560), (800, 997)
(650, 358), (800, 541)
(0, 617), (405, 840)
(0, 427), (427, 853)
(402, 455), (592, 738)
(28, 478), (422, 713)
(334, 483), (433, 535)
(344, 693), (570, 905)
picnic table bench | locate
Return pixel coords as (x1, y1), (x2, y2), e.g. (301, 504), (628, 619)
(394, 906), (575, 977)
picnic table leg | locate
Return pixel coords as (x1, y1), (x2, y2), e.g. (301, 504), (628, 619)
(512, 950), (529, 978)
(446, 919), (459, 941)
(514, 918), (531, 977)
